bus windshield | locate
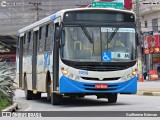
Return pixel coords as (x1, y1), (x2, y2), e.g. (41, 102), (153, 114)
(61, 26), (136, 62)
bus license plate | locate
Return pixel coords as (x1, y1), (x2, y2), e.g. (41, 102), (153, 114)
(95, 84), (108, 89)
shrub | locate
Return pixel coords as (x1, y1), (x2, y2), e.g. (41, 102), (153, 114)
(0, 62), (16, 111)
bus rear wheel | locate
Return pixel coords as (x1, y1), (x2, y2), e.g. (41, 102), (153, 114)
(51, 93), (63, 105)
(25, 89), (33, 100)
(77, 94), (85, 98)
(33, 92), (41, 100)
(107, 93), (117, 103)
(24, 76), (33, 100)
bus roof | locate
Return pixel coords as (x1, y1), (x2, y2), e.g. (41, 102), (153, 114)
(18, 8), (135, 35)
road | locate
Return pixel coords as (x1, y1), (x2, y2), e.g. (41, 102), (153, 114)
(15, 89), (160, 111)
(13, 89), (160, 120)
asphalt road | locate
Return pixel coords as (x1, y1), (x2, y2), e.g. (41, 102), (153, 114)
(15, 89), (160, 112)
(13, 89), (160, 120)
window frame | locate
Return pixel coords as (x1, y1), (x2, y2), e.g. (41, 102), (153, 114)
(144, 21), (148, 28)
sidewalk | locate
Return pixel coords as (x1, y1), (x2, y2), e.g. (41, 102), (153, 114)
(137, 80), (160, 96)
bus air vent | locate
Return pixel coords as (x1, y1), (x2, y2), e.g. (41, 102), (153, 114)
(81, 77), (120, 81)
(74, 65), (128, 71)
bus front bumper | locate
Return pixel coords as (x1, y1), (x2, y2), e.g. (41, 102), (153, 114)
(59, 76), (137, 94)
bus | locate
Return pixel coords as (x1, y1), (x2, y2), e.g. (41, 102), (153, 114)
(16, 8), (138, 105)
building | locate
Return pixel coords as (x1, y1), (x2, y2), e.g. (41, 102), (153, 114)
(133, 0), (160, 73)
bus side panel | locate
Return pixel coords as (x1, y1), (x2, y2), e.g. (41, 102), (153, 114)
(36, 52), (53, 92)
(37, 73), (46, 92)
(24, 56), (32, 91)
(37, 54), (46, 92)
(15, 58), (19, 89)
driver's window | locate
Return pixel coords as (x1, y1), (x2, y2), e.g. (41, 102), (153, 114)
(113, 33), (125, 48)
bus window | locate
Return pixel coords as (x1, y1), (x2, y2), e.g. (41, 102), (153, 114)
(39, 27), (42, 40)
(23, 34), (28, 57)
(16, 37), (19, 57)
(38, 27), (45, 53)
(23, 34), (26, 45)
(27, 31), (32, 56)
(28, 31), (31, 43)
(27, 32), (33, 56)
(45, 23), (54, 51)
(46, 24), (49, 38)
(50, 23), (54, 49)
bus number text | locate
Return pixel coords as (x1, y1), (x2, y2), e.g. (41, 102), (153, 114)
(79, 70), (88, 75)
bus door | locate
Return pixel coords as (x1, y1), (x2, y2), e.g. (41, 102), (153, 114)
(32, 29), (39, 90)
(53, 23), (60, 91)
(19, 35), (24, 88)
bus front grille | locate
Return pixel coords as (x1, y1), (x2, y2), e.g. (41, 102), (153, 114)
(74, 65), (128, 71)
(81, 77), (120, 81)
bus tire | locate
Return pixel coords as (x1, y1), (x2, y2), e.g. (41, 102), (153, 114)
(51, 93), (63, 105)
(78, 94), (85, 98)
(24, 76), (33, 100)
(36, 92), (41, 99)
(107, 93), (117, 103)
(25, 90), (33, 100)
(33, 92), (41, 100)
(24, 86), (33, 100)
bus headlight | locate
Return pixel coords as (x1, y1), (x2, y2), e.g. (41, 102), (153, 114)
(61, 67), (68, 75)
(132, 71), (137, 76)
(62, 70), (68, 75)
(132, 68), (138, 76)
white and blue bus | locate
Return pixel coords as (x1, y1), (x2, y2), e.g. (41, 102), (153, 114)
(16, 8), (138, 105)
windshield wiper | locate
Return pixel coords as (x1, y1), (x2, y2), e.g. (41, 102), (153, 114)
(108, 27), (119, 43)
(80, 24), (93, 43)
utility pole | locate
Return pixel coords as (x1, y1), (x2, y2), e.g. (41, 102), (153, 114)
(29, 2), (42, 21)
(135, 0), (143, 75)
(136, 0), (141, 36)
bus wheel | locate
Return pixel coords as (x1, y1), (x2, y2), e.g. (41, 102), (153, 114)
(51, 93), (63, 105)
(69, 95), (76, 98)
(24, 87), (33, 100)
(107, 93), (117, 103)
(77, 94), (85, 98)
(33, 92), (41, 100)
(36, 92), (41, 99)
(24, 76), (33, 100)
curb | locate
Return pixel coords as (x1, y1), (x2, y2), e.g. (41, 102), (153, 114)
(2, 102), (18, 112)
(137, 91), (160, 96)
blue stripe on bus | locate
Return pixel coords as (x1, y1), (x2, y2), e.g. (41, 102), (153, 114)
(59, 76), (137, 94)
(50, 14), (56, 20)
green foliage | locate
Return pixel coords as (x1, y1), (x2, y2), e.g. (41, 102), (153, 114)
(0, 97), (10, 111)
(0, 62), (16, 110)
